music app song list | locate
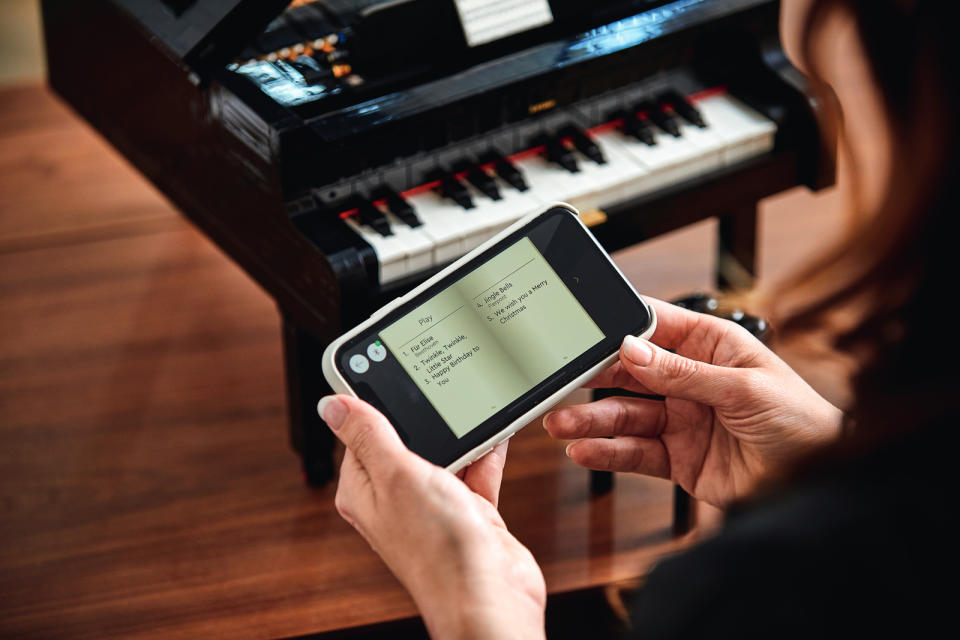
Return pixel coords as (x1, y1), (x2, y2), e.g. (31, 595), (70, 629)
(379, 238), (604, 438)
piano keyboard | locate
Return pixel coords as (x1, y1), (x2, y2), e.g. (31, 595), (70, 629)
(340, 89), (776, 285)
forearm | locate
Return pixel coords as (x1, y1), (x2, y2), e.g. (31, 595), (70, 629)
(403, 552), (546, 640)
(417, 588), (545, 640)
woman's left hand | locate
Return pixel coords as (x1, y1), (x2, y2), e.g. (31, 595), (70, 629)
(319, 395), (546, 640)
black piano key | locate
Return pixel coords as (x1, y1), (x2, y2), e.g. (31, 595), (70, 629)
(538, 135), (579, 173)
(456, 162), (501, 200)
(432, 172), (474, 209)
(558, 125), (606, 165)
(484, 153), (528, 192)
(626, 115), (657, 145)
(353, 197), (393, 236)
(375, 187), (422, 228)
(611, 109), (656, 145)
(661, 90), (707, 128)
(638, 101), (681, 137)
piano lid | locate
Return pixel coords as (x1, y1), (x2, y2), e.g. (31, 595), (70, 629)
(110, 1), (681, 79)
(112, 0), (291, 73)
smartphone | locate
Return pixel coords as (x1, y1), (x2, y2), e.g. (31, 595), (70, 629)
(321, 204), (656, 472)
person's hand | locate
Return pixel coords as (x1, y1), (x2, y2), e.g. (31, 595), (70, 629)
(543, 297), (843, 507)
(318, 395), (546, 640)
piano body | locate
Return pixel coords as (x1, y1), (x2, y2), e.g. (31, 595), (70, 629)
(41, 0), (834, 487)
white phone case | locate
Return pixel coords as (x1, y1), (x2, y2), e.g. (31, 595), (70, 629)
(321, 203), (657, 473)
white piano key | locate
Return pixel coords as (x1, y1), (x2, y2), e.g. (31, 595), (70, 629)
(513, 141), (627, 205)
(575, 131), (651, 209)
(408, 177), (546, 267)
(385, 211), (434, 274)
(458, 196), (505, 253)
(511, 154), (578, 203)
(406, 187), (514, 263)
(514, 134), (653, 214)
(615, 123), (720, 192)
(344, 217), (409, 284)
(513, 133), (656, 211)
(560, 134), (649, 211)
(673, 122), (726, 171)
(693, 94), (776, 165)
(362, 92), (778, 286)
(471, 181), (546, 232)
(403, 191), (466, 264)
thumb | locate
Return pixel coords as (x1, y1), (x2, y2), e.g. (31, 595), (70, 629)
(619, 335), (743, 407)
(317, 395), (411, 476)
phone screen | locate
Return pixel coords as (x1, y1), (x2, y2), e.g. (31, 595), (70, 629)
(379, 236), (604, 438)
(335, 207), (651, 467)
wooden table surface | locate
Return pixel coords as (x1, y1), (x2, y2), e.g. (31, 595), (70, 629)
(0, 83), (846, 639)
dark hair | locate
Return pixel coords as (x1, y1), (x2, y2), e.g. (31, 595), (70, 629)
(771, 0), (957, 445)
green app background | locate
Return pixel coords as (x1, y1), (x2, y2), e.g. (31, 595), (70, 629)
(379, 237), (604, 438)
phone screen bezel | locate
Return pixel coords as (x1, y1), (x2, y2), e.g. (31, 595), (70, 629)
(334, 207), (652, 466)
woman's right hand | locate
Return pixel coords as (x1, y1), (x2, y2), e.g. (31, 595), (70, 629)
(543, 297), (843, 508)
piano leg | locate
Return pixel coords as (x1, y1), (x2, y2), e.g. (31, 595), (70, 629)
(717, 204), (758, 290)
(282, 316), (338, 487)
(590, 466), (615, 495)
(672, 485), (699, 536)
(671, 204), (759, 535)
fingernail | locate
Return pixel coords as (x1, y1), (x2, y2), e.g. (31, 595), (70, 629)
(542, 411), (554, 429)
(565, 442), (575, 457)
(317, 396), (348, 430)
(622, 335), (654, 366)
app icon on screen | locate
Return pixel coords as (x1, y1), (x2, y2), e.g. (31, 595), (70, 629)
(349, 354), (370, 374)
(367, 341), (387, 362)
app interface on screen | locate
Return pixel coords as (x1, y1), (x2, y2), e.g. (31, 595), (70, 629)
(379, 237), (604, 438)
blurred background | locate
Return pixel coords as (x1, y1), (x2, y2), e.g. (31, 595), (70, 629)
(0, 0), (45, 85)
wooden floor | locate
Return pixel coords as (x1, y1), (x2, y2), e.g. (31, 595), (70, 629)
(0, 83), (848, 638)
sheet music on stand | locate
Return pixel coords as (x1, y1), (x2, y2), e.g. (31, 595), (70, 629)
(454, 0), (554, 46)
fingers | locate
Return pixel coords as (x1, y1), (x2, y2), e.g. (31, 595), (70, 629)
(320, 395), (511, 509)
(334, 448), (375, 532)
(544, 396), (666, 440)
(644, 297), (770, 366)
(583, 361), (657, 396)
(643, 297), (707, 351)
(318, 395), (411, 478)
(584, 297), (760, 396)
(619, 335), (745, 408)
(643, 296), (730, 352)
(566, 437), (670, 478)
(460, 440), (509, 507)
